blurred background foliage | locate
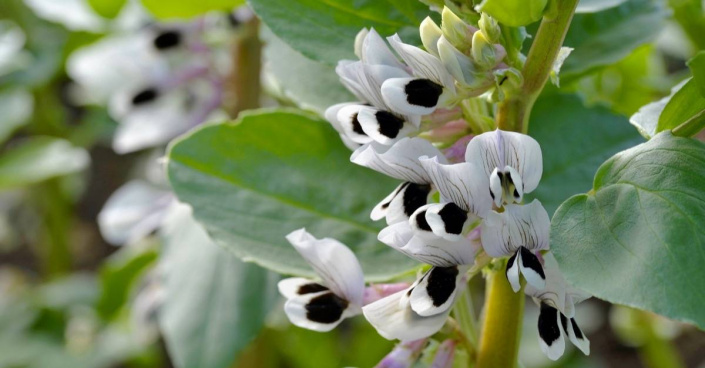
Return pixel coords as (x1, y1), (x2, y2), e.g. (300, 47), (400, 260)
(0, 0), (703, 367)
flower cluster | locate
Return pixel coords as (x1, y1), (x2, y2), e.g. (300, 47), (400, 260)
(278, 7), (590, 365)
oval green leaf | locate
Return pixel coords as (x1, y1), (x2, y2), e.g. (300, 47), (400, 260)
(658, 79), (705, 137)
(551, 132), (705, 329)
(167, 109), (417, 280)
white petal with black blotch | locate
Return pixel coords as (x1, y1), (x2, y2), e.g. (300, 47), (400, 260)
(278, 277), (328, 299)
(480, 200), (550, 257)
(419, 156), (492, 217)
(424, 202), (472, 241)
(285, 229), (365, 306)
(324, 102), (365, 150)
(360, 28), (406, 69)
(381, 77), (447, 116)
(387, 34), (456, 93)
(409, 265), (466, 317)
(506, 248), (546, 293)
(538, 303), (566, 361)
(561, 313), (590, 355)
(371, 182), (432, 225)
(465, 129), (543, 204)
(351, 137), (446, 183)
(357, 106), (417, 145)
(363, 288), (450, 341)
(335, 104), (374, 145)
(283, 288), (361, 332)
(336, 61), (410, 112)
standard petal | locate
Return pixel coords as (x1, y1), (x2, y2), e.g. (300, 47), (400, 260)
(538, 303), (566, 361)
(372, 182), (432, 225)
(381, 77), (445, 116)
(285, 229), (365, 306)
(409, 266), (463, 317)
(361, 28), (406, 69)
(363, 289), (449, 341)
(284, 290), (359, 332)
(480, 200), (550, 257)
(278, 277), (328, 299)
(465, 130), (543, 194)
(358, 107), (417, 145)
(337, 61), (410, 111)
(387, 34), (456, 93)
(420, 156), (492, 216)
(351, 137), (445, 183)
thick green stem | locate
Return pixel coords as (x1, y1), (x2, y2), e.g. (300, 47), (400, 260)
(476, 265), (525, 368)
(35, 179), (73, 277)
(496, 0), (580, 133)
(225, 17), (262, 116)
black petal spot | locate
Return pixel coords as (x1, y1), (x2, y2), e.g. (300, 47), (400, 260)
(131, 88), (159, 106)
(403, 183), (431, 217)
(351, 113), (366, 135)
(375, 110), (405, 139)
(297, 283), (328, 295)
(538, 303), (561, 346)
(153, 30), (182, 50)
(405, 79), (443, 108)
(415, 210), (432, 231)
(426, 266), (459, 307)
(519, 247), (546, 280)
(513, 188), (520, 199)
(438, 203), (468, 235)
(382, 182), (409, 210)
(560, 313), (569, 332)
(571, 318), (584, 339)
(305, 292), (349, 324)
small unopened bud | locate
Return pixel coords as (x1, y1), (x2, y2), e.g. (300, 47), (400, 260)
(438, 36), (475, 86)
(479, 13), (501, 43)
(496, 68), (523, 91)
(420, 17), (443, 56)
(471, 31), (496, 69)
(441, 7), (472, 51)
(354, 28), (369, 59)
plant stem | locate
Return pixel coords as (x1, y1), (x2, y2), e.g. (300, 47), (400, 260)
(453, 284), (479, 347)
(35, 179), (72, 277)
(225, 17), (262, 116)
(496, 0), (580, 133)
(476, 263), (525, 368)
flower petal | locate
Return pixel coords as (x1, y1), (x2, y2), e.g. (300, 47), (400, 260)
(419, 17), (442, 57)
(387, 34), (456, 93)
(538, 303), (566, 361)
(337, 61), (410, 111)
(372, 182), (432, 225)
(361, 28), (406, 69)
(562, 315), (590, 355)
(519, 246), (546, 291)
(336, 104), (374, 144)
(480, 200), (550, 257)
(424, 202), (471, 241)
(525, 252), (566, 313)
(358, 107), (417, 145)
(505, 251), (521, 292)
(419, 157), (492, 216)
(409, 266), (464, 316)
(351, 137), (445, 183)
(278, 277), (328, 299)
(381, 77), (445, 116)
(363, 288), (450, 341)
(465, 130), (543, 195)
(286, 229), (365, 306)
(284, 290), (360, 332)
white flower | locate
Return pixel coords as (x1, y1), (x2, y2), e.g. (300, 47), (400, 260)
(481, 200), (551, 292)
(351, 137), (446, 225)
(278, 229), (365, 332)
(526, 253), (591, 360)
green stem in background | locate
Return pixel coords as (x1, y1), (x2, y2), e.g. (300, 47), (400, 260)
(226, 17), (262, 116)
(453, 284), (479, 348)
(496, 0), (580, 133)
(34, 179), (73, 277)
(634, 310), (686, 368)
(476, 262), (525, 368)
(668, 0), (705, 53)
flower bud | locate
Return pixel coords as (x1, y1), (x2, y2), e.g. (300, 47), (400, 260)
(420, 17), (443, 56)
(437, 36), (475, 86)
(479, 13), (501, 43)
(354, 28), (369, 59)
(471, 31), (496, 69)
(495, 68), (523, 92)
(441, 7), (472, 51)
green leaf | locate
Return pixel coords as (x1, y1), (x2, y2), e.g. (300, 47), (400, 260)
(0, 89), (33, 144)
(686, 51), (705, 97)
(528, 93), (643, 215)
(658, 79), (705, 137)
(477, 0), (547, 27)
(0, 137), (89, 189)
(262, 27), (354, 115)
(158, 204), (277, 368)
(551, 132), (705, 329)
(87, 0), (126, 18)
(560, 0), (667, 79)
(141, 0), (244, 19)
(167, 109), (417, 280)
(249, 0), (431, 65)
(96, 245), (158, 321)
(629, 80), (688, 140)
(576, 0), (627, 13)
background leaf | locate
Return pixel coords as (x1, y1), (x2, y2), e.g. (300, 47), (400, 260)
(0, 89), (33, 144)
(528, 93), (643, 215)
(158, 204), (277, 368)
(477, 0), (547, 27)
(0, 136), (89, 189)
(167, 109), (416, 280)
(657, 79), (705, 135)
(687, 51), (705, 97)
(551, 132), (705, 329)
(86, 0), (126, 19)
(141, 0), (245, 20)
(249, 0), (431, 65)
(576, 0), (627, 13)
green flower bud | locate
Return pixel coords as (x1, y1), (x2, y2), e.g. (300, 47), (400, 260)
(471, 31), (496, 69)
(420, 17), (443, 57)
(441, 7), (472, 51)
(479, 13), (501, 44)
